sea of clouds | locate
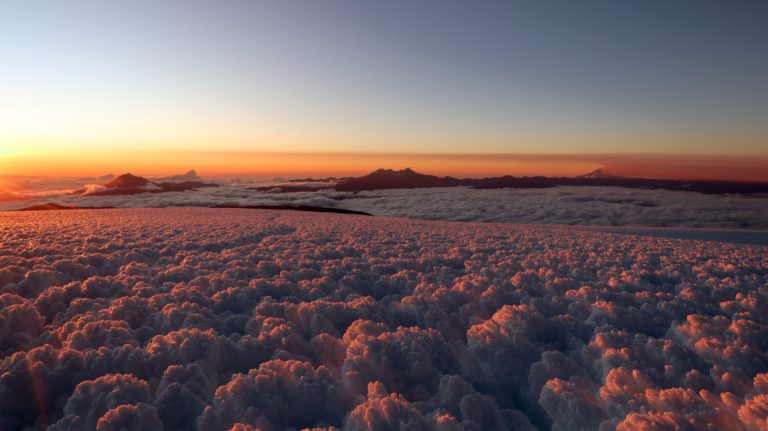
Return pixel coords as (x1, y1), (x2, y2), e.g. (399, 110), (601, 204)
(339, 187), (768, 229)
(2, 181), (768, 230)
(1, 208), (767, 430)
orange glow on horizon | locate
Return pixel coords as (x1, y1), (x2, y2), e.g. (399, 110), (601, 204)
(2, 149), (768, 182)
(2, 150), (600, 178)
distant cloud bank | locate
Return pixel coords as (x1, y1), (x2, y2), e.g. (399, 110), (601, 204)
(339, 186), (768, 230)
(4, 183), (767, 230)
(2, 169), (768, 230)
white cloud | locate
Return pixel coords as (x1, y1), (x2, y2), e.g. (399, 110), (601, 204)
(1, 208), (767, 429)
(3, 184), (767, 233)
(337, 186), (768, 230)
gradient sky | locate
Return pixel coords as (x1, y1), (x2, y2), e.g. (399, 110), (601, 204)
(1, 1), (767, 177)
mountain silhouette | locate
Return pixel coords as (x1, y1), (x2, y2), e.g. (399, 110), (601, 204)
(578, 168), (618, 179)
(73, 172), (218, 196)
(156, 170), (203, 183)
(335, 168), (470, 191)
(16, 203), (114, 211)
(103, 173), (154, 188)
(333, 168), (768, 194)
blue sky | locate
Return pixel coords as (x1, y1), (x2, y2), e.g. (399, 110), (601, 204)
(1, 0), (767, 175)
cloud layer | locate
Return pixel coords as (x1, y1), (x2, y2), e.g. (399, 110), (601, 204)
(339, 187), (768, 230)
(2, 183), (768, 231)
(1, 208), (767, 430)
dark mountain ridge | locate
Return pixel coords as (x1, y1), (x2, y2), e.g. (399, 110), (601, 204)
(334, 168), (473, 191)
(103, 173), (151, 188)
(331, 168), (768, 195)
(15, 203), (115, 211)
(73, 173), (219, 196)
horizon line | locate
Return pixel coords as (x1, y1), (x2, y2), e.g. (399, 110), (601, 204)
(3, 151), (768, 182)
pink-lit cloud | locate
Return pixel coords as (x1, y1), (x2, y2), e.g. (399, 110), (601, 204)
(0, 208), (766, 429)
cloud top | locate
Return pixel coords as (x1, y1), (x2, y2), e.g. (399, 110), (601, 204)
(0, 208), (766, 429)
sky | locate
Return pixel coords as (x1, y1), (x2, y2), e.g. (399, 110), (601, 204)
(1, 0), (767, 179)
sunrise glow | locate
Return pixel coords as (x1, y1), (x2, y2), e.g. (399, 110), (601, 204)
(2, 2), (767, 181)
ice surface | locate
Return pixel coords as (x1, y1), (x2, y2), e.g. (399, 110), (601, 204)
(1, 208), (767, 430)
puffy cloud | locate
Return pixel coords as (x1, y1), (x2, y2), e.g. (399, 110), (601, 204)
(738, 394), (768, 430)
(155, 363), (216, 429)
(539, 378), (606, 431)
(55, 374), (154, 430)
(0, 208), (766, 429)
(344, 382), (429, 431)
(0, 294), (45, 352)
(342, 321), (461, 400)
(81, 184), (107, 195)
(145, 328), (229, 373)
(198, 360), (351, 430)
(615, 411), (689, 431)
(62, 320), (138, 350)
(94, 403), (163, 431)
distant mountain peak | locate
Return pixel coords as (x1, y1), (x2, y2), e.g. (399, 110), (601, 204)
(579, 168), (618, 179)
(156, 169), (203, 183)
(75, 172), (216, 197)
(103, 173), (151, 188)
(372, 167), (418, 176)
(336, 168), (467, 191)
